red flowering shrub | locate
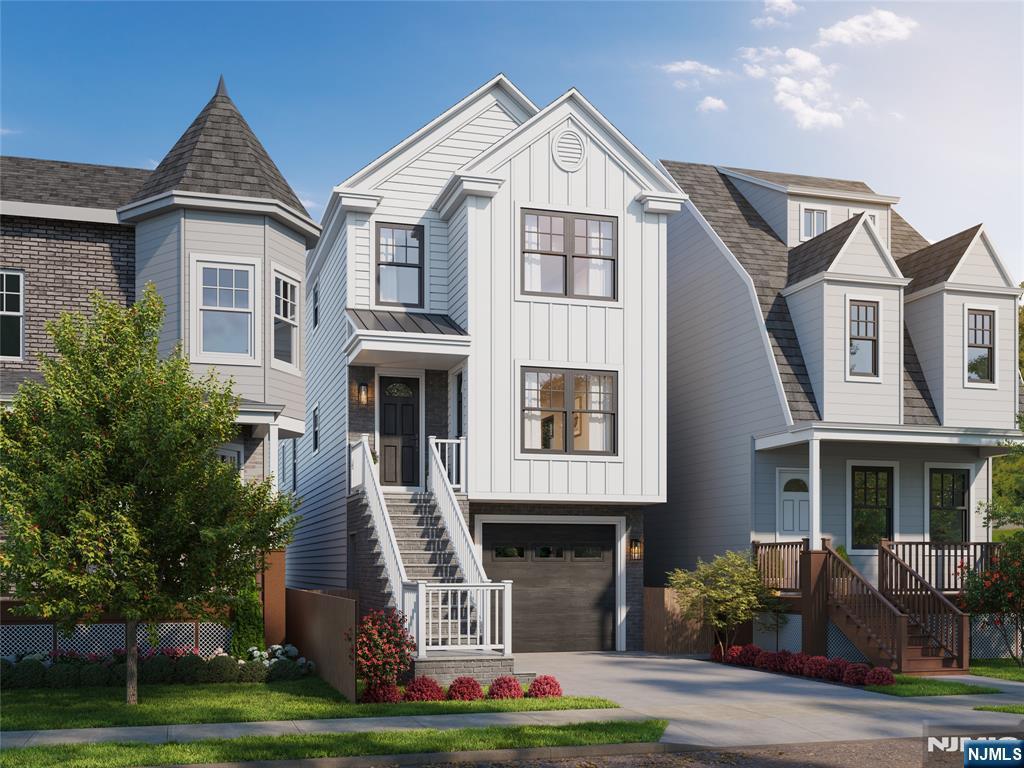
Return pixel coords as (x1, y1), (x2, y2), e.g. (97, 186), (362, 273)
(723, 645), (744, 664)
(737, 644), (762, 667)
(754, 651), (781, 671)
(802, 655), (830, 678)
(488, 675), (525, 699)
(360, 682), (402, 703)
(710, 645), (723, 663)
(824, 657), (850, 682)
(959, 535), (1024, 667)
(784, 652), (808, 675)
(402, 676), (445, 702)
(348, 609), (417, 687)
(842, 663), (870, 686)
(776, 650), (793, 671)
(447, 676), (484, 701)
(527, 674), (563, 698)
(864, 666), (896, 686)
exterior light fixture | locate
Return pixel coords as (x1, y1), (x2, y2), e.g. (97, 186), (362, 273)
(358, 383), (369, 406)
(629, 537), (643, 561)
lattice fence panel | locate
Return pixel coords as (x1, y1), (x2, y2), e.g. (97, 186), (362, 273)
(58, 623), (125, 655)
(138, 623), (196, 652)
(1, 624), (53, 657)
(826, 620), (868, 662)
(972, 614), (1022, 659)
(198, 623), (232, 655)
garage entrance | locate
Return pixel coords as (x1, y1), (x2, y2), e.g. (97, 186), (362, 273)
(481, 522), (616, 652)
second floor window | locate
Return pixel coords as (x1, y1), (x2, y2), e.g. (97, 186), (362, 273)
(312, 405), (320, 452)
(312, 282), (320, 328)
(521, 367), (616, 455)
(273, 274), (299, 366)
(967, 309), (994, 384)
(0, 270), (23, 359)
(377, 223), (423, 308)
(522, 210), (616, 300)
(802, 207), (827, 239)
(848, 300), (878, 377)
(200, 264), (253, 357)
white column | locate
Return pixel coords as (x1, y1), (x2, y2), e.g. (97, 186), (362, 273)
(416, 581), (428, 660)
(808, 438), (821, 549)
(501, 580), (513, 657)
(268, 423), (280, 493)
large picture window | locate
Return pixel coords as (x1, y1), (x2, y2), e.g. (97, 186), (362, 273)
(0, 270), (23, 359)
(521, 367), (617, 455)
(929, 468), (969, 544)
(851, 466), (894, 551)
(376, 223), (423, 307)
(273, 273), (299, 367)
(966, 309), (994, 384)
(848, 300), (879, 377)
(522, 210), (616, 300)
(199, 264), (254, 357)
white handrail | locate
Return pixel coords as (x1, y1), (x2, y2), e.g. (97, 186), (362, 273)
(417, 581), (512, 657)
(428, 436), (487, 584)
(432, 437), (466, 490)
(351, 435), (408, 599)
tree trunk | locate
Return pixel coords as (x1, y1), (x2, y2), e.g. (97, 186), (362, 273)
(126, 618), (139, 705)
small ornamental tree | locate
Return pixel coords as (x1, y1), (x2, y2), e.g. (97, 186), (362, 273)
(959, 533), (1024, 666)
(348, 609), (417, 687)
(0, 287), (296, 704)
(668, 550), (783, 659)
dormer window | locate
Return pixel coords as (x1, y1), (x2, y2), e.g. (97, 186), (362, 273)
(966, 309), (994, 385)
(848, 299), (878, 377)
(802, 207), (828, 240)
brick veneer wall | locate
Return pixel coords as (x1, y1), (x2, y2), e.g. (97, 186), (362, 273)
(345, 492), (391, 617)
(468, 503), (645, 651)
(348, 365), (375, 449)
(425, 370), (447, 442)
(0, 215), (135, 396)
(240, 425), (265, 482)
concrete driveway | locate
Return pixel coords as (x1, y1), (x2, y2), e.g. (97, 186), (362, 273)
(517, 652), (1024, 747)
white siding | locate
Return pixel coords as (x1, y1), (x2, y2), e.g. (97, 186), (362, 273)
(788, 195), (890, 251)
(134, 211), (182, 357)
(904, 291), (945, 419)
(952, 236), (1008, 287)
(266, 218), (307, 422)
(786, 283), (825, 412)
(645, 205), (789, 579)
(831, 225), (895, 278)
(729, 177), (787, 241)
(447, 203), (469, 329)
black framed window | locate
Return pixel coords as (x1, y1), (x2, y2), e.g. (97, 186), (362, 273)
(0, 270), (23, 359)
(967, 309), (994, 383)
(849, 300), (878, 377)
(291, 437), (298, 492)
(929, 468), (969, 543)
(522, 210), (616, 300)
(376, 223), (424, 308)
(455, 371), (464, 437)
(312, 406), (320, 452)
(521, 367), (616, 455)
(312, 282), (320, 329)
(851, 466), (894, 550)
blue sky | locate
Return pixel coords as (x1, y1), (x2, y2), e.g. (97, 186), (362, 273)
(2, 1), (1021, 280)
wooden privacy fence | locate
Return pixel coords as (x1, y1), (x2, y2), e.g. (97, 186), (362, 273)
(643, 587), (715, 654)
(285, 588), (357, 702)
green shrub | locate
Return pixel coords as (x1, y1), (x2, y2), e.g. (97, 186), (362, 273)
(140, 654), (175, 684)
(173, 654), (205, 683)
(78, 663), (112, 687)
(230, 580), (265, 657)
(0, 658), (13, 688)
(200, 654), (240, 683)
(9, 659), (47, 689)
(238, 659), (267, 683)
(267, 658), (304, 682)
(45, 663), (81, 688)
(108, 662), (127, 686)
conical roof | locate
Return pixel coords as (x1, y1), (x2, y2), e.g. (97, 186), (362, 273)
(131, 77), (307, 216)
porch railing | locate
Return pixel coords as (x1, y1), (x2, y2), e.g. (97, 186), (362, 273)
(428, 436), (487, 584)
(409, 581), (512, 657)
(351, 435), (408, 602)
(432, 437), (466, 491)
(752, 540), (805, 593)
(878, 541), (967, 665)
(889, 542), (1002, 593)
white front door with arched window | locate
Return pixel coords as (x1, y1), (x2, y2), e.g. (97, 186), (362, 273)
(777, 470), (810, 541)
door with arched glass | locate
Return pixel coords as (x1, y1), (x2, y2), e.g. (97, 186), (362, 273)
(777, 470), (810, 540)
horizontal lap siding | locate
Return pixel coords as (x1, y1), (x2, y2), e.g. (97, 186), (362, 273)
(831, 226), (892, 277)
(729, 177), (786, 241)
(954, 237), (1008, 287)
(134, 212), (181, 356)
(266, 219), (306, 422)
(787, 195), (890, 251)
(905, 293), (944, 419)
(447, 204), (469, 329)
(786, 285), (825, 413)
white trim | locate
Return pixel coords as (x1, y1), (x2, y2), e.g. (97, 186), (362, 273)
(716, 167), (901, 205)
(798, 203), (829, 242)
(781, 271), (910, 297)
(0, 200), (120, 224)
(922, 462), (976, 543)
(905, 281), (1024, 302)
(276, 414), (305, 437)
(845, 459), (900, 555)
(216, 441), (245, 477)
(473, 513), (628, 652)
(374, 369), (426, 491)
(963, 302), (999, 390)
(0, 268), (24, 361)
(776, 468), (810, 542)
(270, 262), (303, 376)
(947, 228), (1017, 290)
(435, 174), (504, 221)
(754, 422), (1024, 451)
(268, 423), (280, 493)
(830, 215), (903, 279)
(188, 253), (262, 367)
(844, 292), (884, 383)
(636, 192), (686, 214)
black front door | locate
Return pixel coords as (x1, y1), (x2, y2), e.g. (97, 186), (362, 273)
(379, 377), (419, 486)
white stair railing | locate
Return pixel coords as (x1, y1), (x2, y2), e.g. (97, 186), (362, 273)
(351, 435), (408, 604)
(415, 581), (513, 658)
(428, 436), (487, 584)
(432, 437), (466, 490)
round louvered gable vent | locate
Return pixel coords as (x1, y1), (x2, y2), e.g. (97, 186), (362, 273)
(552, 130), (585, 172)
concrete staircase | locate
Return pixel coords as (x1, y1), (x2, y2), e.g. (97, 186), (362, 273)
(384, 492), (465, 583)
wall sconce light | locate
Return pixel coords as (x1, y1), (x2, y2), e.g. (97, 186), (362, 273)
(358, 383), (369, 406)
(628, 537), (643, 561)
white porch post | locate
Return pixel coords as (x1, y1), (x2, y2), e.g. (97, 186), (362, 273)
(416, 581), (428, 660)
(268, 423), (280, 493)
(808, 437), (822, 549)
(501, 580), (513, 657)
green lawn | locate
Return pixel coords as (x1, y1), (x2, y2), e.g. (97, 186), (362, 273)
(975, 704), (1024, 715)
(0, 720), (667, 768)
(1, 679), (618, 731)
(971, 659), (1024, 683)
(866, 674), (1002, 697)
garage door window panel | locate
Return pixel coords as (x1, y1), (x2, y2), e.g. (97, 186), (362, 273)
(533, 545), (566, 561)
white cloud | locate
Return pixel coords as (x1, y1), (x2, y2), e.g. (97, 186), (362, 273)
(300, 196), (321, 211)
(744, 63), (768, 79)
(774, 78), (843, 129)
(765, 0), (802, 17)
(0, 127), (19, 136)
(817, 9), (919, 47)
(751, 15), (784, 29)
(697, 96), (728, 113)
(659, 59), (723, 77)
(672, 78), (700, 91)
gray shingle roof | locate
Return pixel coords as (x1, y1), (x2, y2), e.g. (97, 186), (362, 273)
(723, 167), (875, 195)
(889, 210), (930, 259)
(131, 78), (307, 216)
(895, 224), (982, 293)
(903, 327), (939, 425)
(347, 309), (467, 336)
(787, 213), (864, 285)
(663, 161), (821, 422)
(0, 156), (151, 209)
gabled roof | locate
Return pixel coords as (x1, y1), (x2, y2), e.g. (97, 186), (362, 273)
(662, 160), (820, 422)
(346, 309), (467, 336)
(895, 224), (983, 292)
(787, 213), (865, 285)
(722, 166), (876, 195)
(0, 156), (150, 210)
(131, 77), (307, 216)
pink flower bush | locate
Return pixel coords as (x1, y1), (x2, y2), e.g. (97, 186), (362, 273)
(402, 676), (445, 702)
(737, 644), (762, 667)
(802, 655), (830, 679)
(447, 676), (484, 701)
(824, 657), (850, 682)
(360, 682), (402, 703)
(754, 651), (782, 671)
(865, 666), (896, 686)
(842, 663), (870, 686)
(488, 675), (525, 699)
(527, 675), (563, 698)
(784, 652), (808, 675)
(723, 645), (744, 664)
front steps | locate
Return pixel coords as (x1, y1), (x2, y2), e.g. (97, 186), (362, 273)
(385, 492), (464, 583)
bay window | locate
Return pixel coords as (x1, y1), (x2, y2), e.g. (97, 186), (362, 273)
(273, 273), (299, 367)
(199, 264), (254, 357)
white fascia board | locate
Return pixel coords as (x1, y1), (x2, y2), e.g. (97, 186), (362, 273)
(636, 192), (686, 214)
(117, 191), (321, 247)
(716, 167), (901, 205)
(781, 271), (911, 298)
(435, 174), (503, 221)
(754, 422), (1024, 450)
(0, 200), (120, 224)
(237, 405), (283, 425)
(345, 330), (472, 360)
(904, 281), (1024, 303)
(336, 190), (382, 214)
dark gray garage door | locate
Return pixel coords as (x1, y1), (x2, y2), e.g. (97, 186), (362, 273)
(482, 523), (615, 652)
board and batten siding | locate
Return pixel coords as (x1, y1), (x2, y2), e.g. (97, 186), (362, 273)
(787, 195), (890, 251)
(134, 210), (182, 357)
(464, 121), (665, 503)
(288, 221), (351, 589)
(728, 177), (787, 242)
(646, 205), (790, 581)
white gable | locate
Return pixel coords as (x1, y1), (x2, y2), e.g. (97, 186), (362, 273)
(949, 230), (1016, 288)
(830, 219), (901, 279)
